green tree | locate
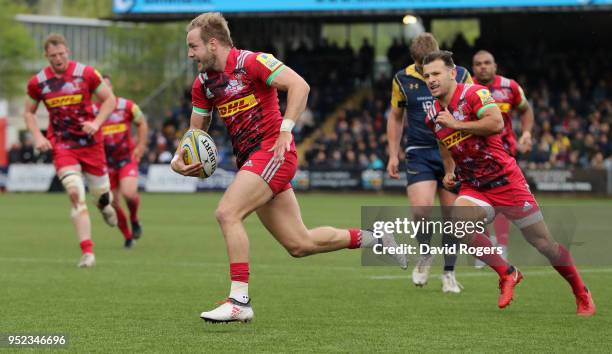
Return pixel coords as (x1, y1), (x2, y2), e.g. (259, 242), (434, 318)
(0, 0), (36, 98)
(104, 22), (189, 107)
(29, 0), (111, 18)
(61, 0), (111, 18)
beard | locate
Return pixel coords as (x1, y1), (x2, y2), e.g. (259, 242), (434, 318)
(198, 52), (217, 72)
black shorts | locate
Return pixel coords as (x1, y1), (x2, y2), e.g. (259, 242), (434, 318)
(405, 147), (458, 193)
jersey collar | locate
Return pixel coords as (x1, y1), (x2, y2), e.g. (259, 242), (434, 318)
(474, 74), (499, 88)
(47, 60), (76, 78)
(447, 83), (465, 109)
(406, 64), (425, 81)
(224, 47), (240, 73)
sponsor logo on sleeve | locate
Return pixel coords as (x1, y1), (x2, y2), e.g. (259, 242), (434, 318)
(256, 53), (282, 72)
(476, 89), (495, 105)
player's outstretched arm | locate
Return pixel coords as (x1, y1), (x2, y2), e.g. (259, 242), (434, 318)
(23, 99), (52, 152)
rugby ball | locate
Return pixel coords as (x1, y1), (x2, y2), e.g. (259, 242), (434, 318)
(179, 129), (218, 178)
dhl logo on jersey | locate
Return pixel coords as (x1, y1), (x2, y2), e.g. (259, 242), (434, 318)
(497, 102), (511, 113)
(45, 94), (83, 108)
(218, 94), (257, 118)
(102, 123), (127, 136)
(442, 130), (472, 148)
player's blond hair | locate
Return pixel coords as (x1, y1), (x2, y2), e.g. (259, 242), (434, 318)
(187, 12), (233, 47)
(410, 33), (439, 64)
(44, 33), (68, 52)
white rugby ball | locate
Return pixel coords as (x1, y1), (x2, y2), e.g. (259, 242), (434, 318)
(180, 129), (218, 178)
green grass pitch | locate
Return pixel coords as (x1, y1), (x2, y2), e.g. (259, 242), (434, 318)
(1, 192), (611, 352)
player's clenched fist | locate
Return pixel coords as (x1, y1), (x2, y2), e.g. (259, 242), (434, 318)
(34, 135), (53, 152)
(518, 131), (533, 153)
(269, 131), (293, 163)
(82, 121), (101, 135)
(436, 108), (459, 130)
(387, 155), (400, 179)
(443, 172), (457, 190)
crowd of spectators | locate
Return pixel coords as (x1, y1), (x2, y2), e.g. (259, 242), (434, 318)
(138, 38), (374, 170)
(302, 36), (612, 171)
(8, 36), (611, 173)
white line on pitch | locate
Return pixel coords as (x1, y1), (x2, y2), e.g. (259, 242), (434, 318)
(369, 268), (612, 280)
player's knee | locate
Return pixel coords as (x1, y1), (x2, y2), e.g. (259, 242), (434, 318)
(86, 173), (113, 208)
(60, 171), (86, 208)
(411, 205), (433, 220)
(70, 202), (88, 219)
(215, 205), (238, 225)
(68, 191), (80, 207)
(98, 192), (112, 207)
(123, 191), (138, 202)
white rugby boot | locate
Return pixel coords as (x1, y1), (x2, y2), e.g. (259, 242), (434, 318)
(441, 271), (463, 293)
(361, 230), (408, 269)
(78, 253), (96, 268)
(200, 298), (254, 323)
(412, 254), (434, 286)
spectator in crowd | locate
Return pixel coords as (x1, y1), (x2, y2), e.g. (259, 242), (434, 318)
(303, 37), (611, 171)
(10, 38), (611, 172)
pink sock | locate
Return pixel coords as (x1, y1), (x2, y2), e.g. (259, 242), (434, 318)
(115, 205), (132, 240)
(126, 195), (140, 222)
(552, 245), (587, 296)
(493, 214), (510, 246)
(230, 262), (249, 283)
(348, 229), (361, 249)
(80, 239), (93, 254)
(469, 233), (510, 277)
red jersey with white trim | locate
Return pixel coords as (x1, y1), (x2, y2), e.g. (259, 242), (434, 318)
(425, 83), (519, 190)
(27, 61), (104, 149)
(94, 98), (143, 170)
(191, 47), (295, 168)
(474, 75), (528, 156)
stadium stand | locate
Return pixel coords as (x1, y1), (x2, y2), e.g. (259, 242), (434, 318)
(7, 37), (611, 173)
(301, 37), (612, 170)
